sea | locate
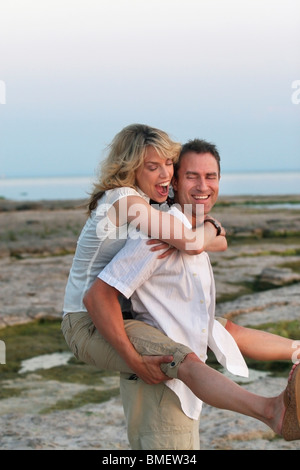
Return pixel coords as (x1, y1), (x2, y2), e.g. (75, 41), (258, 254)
(0, 171), (300, 202)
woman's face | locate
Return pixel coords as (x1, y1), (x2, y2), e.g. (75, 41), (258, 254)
(135, 146), (174, 203)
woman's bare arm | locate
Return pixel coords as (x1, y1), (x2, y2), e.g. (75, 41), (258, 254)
(111, 196), (221, 254)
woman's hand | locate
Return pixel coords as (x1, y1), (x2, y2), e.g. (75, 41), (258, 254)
(204, 216), (226, 237)
(203, 217), (227, 252)
(147, 239), (177, 259)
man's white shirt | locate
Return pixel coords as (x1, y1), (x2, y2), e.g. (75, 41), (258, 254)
(99, 205), (248, 420)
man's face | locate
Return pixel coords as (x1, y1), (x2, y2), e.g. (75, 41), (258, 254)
(172, 152), (220, 221)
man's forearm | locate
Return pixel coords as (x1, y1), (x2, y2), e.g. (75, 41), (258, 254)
(83, 278), (142, 370)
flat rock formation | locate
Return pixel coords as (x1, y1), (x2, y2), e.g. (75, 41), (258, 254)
(0, 197), (300, 450)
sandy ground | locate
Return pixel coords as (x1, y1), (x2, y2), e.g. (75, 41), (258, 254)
(1, 196), (300, 450)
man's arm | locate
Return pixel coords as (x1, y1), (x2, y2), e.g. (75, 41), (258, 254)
(83, 278), (172, 384)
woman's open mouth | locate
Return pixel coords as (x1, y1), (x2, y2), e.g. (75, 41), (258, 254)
(155, 182), (169, 197)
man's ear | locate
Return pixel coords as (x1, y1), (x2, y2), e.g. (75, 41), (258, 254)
(171, 176), (178, 192)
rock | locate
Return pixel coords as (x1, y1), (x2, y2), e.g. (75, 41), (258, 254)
(216, 283), (300, 326)
(257, 267), (300, 288)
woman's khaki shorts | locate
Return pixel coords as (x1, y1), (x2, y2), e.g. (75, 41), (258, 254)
(61, 311), (193, 378)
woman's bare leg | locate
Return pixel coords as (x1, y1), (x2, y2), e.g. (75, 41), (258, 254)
(177, 353), (285, 435)
(226, 320), (298, 362)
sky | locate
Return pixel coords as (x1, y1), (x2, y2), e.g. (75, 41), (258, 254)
(0, 0), (299, 178)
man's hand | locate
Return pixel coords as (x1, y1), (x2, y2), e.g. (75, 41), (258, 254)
(132, 354), (174, 384)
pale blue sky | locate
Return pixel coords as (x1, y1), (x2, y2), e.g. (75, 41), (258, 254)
(0, 0), (299, 178)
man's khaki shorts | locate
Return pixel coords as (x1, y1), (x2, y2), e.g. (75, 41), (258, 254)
(120, 373), (200, 450)
(61, 311), (227, 450)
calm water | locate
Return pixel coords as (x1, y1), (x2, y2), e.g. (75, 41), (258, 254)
(0, 176), (93, 201)
(0, 172), (300, 201)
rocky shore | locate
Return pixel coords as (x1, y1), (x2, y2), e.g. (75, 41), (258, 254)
(0, 196), (300, 450)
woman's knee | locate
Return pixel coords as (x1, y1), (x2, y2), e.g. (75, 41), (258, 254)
(182, 352), (203, 365)
(177, 352), (205, 381)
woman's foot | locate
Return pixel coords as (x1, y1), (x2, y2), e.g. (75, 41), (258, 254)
(280, 362), (300, 441)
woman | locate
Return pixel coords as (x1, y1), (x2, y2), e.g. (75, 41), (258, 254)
(62, 124), (300, 443)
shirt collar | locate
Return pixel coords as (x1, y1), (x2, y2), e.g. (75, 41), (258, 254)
(136, 186), (150, 203)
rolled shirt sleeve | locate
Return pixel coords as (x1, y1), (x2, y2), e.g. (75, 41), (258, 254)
(98, 235), (158, 299)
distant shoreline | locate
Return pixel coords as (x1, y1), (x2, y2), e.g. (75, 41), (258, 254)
(1, 172), (300, 202)
(2, 169), (300, 179)
(1, 194), (300, 212)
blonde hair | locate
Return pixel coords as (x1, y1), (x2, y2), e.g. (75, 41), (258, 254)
(88, 124), (181, 213)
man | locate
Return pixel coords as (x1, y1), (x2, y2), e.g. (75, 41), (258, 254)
(84, 139), (300, 449)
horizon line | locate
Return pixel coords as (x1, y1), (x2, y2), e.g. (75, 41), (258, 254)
(2, 169), (300, 180)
